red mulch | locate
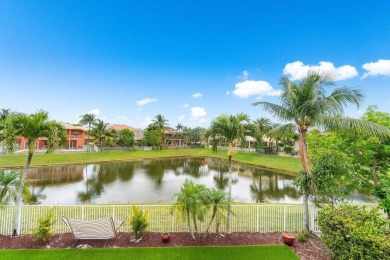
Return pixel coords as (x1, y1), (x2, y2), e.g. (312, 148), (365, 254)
(0, 232), (331, 260)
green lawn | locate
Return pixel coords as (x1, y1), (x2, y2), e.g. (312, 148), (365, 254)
(0, 245), (299, 260)
(0, 148), (301, 173)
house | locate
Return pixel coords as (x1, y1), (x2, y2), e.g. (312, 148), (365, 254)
(106, 124), (144, 141)
(16, 123), (86, 150)
(164, 127), (188, 147)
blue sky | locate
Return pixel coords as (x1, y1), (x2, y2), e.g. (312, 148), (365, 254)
(1, 1), (389, 128)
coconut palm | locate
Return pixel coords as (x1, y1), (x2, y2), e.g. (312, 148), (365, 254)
(2, 110), (66, 235)
(205, 113), (252, 233)
(253, 71), (390, 231)
(90, 119), (110, 151)
(176, 123), (184, 131)
(79, 113), (96, 148)
(253, 117), (272, 145)
(173, 179), (208, 240)
(203, 188), (228, 236)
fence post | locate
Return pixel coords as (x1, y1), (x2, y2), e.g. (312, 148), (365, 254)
(18, 206), (22, 235)
(309, 204), (315, 231)
(82, 206), (84, 220)
(283, 206), (286, 231)
(256, 206), (259, 232)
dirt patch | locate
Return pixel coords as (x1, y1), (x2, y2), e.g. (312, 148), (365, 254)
(0, 232), (331, 259)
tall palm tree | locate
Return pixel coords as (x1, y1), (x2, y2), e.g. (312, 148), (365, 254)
(253, 71), (390, 231)
(79, 113), (96, 149)
(205, 113), (252, 233)
(2, 110), (66, 235)
(152, 114), (169, 144)
(175, 123), (184, 131)
(90, 119), (110, 151)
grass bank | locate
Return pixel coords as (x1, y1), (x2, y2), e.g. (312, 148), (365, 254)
(0, 245), (299, 260)
(0, 148), (301, 173)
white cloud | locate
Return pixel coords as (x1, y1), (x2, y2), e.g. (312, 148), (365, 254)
(192, 92), (203, 98)
(87, 109), (100, 115)
(142, 116), (153, 127)
(181, 103), (189, 108)
(238, 70), (249, 80)
(136, 98), (157, 106)
(283, 61), (358, 81)
(361, 59), (390, 79)
(190, 107), (207, 120)
(179, 114), (186, 121)
(232, 80), (281, 98)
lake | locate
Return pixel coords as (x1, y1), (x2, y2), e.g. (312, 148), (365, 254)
(22, 157), (372, 205)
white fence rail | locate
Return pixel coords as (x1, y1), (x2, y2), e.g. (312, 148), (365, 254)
(0, 204), (320, 235)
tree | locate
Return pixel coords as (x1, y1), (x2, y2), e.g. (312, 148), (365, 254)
(253, 71), (390, 231)
(0, 170), (19, 204)
(90, 119), (110, 151)
(2, 111), (66, 235)
(148, 114), (168, 145)
(205, 113), (253, 233)
(142, 130), (162, 147)
(204, 188), (228, 236)
(79, 113), (96, 148)
(252, 117), (272, 146)
(117, 128), (135, 147)
(176, 123), (184, 131)
(173, 179), (208, 240)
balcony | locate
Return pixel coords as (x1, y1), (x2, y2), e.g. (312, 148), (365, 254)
(68, 135), (83, 139)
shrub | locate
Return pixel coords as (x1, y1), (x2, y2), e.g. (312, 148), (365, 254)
(317, 204), (390, 260)
(283, 146), (293, 154)
(33, 207), (56, 242)
(130, 205), (149, 239)
(296, 229), (310, 242)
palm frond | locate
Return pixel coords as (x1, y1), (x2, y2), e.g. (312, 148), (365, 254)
(252, 102), (293, 121)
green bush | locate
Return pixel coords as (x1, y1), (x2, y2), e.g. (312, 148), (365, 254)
(283, 146), (293, 154)
(296, 229), (310, 242)
(33, 207), (56, 242)
(130, 205), (149, 239)
(317, 204), (390, 260)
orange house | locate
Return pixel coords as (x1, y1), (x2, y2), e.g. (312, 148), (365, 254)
(17, 123), (86, 150)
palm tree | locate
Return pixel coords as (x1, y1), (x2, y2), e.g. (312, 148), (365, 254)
(205, 113), (252, 233)
(0, 170), (19, 204)
(2, 110), (66, 235)
(152, 114), (169, 144)
(204, 188), (228, 236)
(173, 179), (208, 240)
(90, 119), (110, 151)
(176, 123), (184, 131)
(79, 113), (96, 149)
(253, 71), (390, 231)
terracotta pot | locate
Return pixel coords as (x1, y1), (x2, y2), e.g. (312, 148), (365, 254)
(282, 232), (295, 246)
(161, 233), (170, 243)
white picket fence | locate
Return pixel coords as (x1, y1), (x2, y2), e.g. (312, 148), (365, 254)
(0, 204), (323, 235)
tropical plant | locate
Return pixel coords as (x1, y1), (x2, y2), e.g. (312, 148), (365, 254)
(317, 204), (390, 259)
(0, 170), (19, 204)
(2, 110), (66, 236)
(129, 205), (149, 239)
(296, 229), (310, 242)
(148, 114), (168, 144)
(204, 113), (253, 233)
(90, 119), (111, 151)
(253, 71), (390, 231)
(173, 179), (208, 240)
(176, 123), (184, 131)
(203, 188), (228, 236)
(33, 207), (56, 242)
(79, 113), (96, 148)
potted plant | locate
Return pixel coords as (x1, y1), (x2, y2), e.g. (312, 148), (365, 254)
(282, 232), (295, 246)
(161, 232), (170, 243)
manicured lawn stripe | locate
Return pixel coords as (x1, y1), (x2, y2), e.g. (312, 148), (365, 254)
(0, 149), (301, 173)
(0, 245), (299, 260)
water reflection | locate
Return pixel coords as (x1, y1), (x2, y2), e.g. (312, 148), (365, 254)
(19, 158), (304, 204)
